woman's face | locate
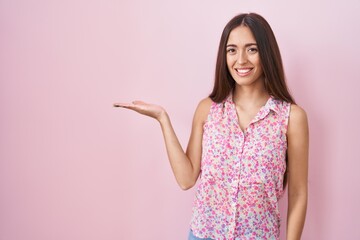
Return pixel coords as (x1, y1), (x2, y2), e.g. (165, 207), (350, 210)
(226, 25), (264, 87)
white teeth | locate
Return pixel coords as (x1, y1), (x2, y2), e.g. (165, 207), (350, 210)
(236, 68), (251, 73)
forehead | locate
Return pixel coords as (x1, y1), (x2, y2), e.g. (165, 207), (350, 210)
(227, 25), (257, 45)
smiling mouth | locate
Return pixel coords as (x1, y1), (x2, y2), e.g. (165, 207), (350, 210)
(235, 68), (253, 76)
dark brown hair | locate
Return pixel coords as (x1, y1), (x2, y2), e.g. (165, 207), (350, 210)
(209, 13), (295, 104)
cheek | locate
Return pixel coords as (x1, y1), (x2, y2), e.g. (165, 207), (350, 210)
(253, 56), (262, 68)
(251, 57), (263, 74)
(257, 64), (264, 75)
(226, 56), (235, 69)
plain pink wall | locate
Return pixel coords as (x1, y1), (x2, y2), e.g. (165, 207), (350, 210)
(1, 0), (360, 239)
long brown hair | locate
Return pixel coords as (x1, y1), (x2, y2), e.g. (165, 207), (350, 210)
(209, 13), (295, 104)
(209, 13), (295, 189)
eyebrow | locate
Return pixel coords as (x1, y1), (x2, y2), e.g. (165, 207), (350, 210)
(226, 43), (257, 48)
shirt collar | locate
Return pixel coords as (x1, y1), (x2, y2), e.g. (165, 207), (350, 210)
(225, 92), (281, 115)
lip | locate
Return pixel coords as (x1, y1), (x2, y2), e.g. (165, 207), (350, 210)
(235, 67), (253, 77)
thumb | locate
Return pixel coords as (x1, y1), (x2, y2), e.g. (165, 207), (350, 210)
(132, 100), (146, 105)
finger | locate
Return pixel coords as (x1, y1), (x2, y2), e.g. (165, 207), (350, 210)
(132, 100), (146, 105)
(113, 102), (134, 108)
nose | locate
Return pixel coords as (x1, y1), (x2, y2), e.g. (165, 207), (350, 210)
(237, 50), (248, 64)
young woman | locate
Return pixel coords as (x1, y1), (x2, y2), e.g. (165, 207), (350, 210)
(114, 13), (308, 240)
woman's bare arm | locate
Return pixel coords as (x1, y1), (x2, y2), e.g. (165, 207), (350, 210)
(114, 98), (212, 190)
(286, 104), (309, 240)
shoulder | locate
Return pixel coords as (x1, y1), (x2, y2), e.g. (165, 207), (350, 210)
(289, 104), (307, 123)
(288, 104), (309, 135)
(194, 97), (213, 125)
(197, 97), (213, 110)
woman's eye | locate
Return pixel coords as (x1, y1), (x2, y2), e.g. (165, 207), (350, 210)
(248, 47), (258, 53)
(227, 48), (236, 54)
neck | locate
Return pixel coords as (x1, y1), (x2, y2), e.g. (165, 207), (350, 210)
(232, 82), (270, 107)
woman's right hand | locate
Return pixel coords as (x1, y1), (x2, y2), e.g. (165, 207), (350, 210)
(113, 100), (167, 122)
(114, 98), (212, 190)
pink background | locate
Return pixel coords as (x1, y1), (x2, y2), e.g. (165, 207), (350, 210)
(1, 0), (360, 239)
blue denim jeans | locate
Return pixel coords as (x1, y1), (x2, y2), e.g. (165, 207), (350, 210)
(188, 229), (214, 240)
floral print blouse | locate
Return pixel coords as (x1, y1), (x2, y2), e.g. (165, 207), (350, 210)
(190, 93), (291, 240)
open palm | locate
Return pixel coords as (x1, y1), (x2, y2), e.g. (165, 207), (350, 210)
(113, 100), (166, 121)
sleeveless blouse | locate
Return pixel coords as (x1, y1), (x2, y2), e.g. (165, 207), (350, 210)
(190, 93), (291, 240)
